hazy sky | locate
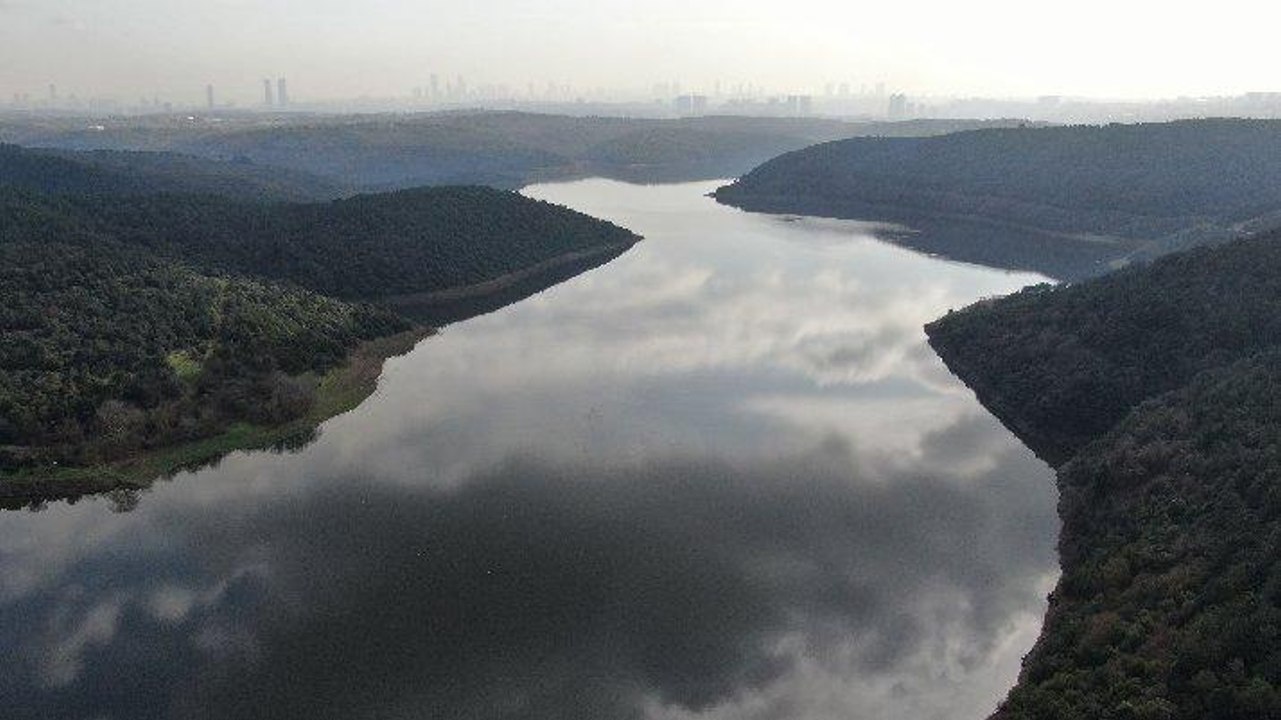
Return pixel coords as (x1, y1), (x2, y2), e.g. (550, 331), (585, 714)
(2, 0), (1278, 104)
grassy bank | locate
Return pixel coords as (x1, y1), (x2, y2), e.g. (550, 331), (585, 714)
(0, 328), (431, 505)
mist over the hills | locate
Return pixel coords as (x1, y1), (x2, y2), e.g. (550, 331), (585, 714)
(2, 0), (1278, 105)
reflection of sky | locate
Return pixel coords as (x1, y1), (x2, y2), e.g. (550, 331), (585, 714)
(0, 180), (1058, 720)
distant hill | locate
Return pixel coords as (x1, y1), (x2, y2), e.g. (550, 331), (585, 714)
(923, 230), (1281, 718)
(0, 113), (1034, 191)
(0, 177), (638, 490)
(716, 119), (1281, 279)
(0, 144), (338, 201)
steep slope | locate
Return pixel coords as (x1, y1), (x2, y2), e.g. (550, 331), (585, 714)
(924, 230), (1281, 718)
(716, 119), (1281, 279)
(992, 354), (1281, 720)
(926, 230), (1281, 464)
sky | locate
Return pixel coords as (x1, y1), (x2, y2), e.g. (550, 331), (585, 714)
(1, 0), (1279, 104)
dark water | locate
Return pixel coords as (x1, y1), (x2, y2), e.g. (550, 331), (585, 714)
(0, 180), (1059, 720)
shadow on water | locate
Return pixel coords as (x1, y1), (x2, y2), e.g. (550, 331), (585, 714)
(387, 245), (634, 327)
(0, 179), (1059, 720)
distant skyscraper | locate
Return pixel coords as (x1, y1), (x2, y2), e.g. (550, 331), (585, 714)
(277, 78), (289, 107)
(888, 93), (908, 119)
(674, 95), (709, 116)
(48, 84), (57, 104)
(430, 74), (440, 99)
(206, 84), (215, 110)
(263, 79), (274, 107)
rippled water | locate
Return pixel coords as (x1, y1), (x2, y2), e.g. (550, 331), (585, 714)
(0, 179), (1059, 720)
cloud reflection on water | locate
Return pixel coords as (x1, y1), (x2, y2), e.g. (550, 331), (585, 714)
(0, 179), (1057, 720)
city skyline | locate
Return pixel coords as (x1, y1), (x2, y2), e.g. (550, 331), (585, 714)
(2, 0), (1280, 108)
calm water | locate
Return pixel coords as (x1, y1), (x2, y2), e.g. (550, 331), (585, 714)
(0, 180), (1059, 720)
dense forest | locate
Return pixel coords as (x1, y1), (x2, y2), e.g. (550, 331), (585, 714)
(926, 229), (1281, 464)
(995, 355), (1281, 720)
(0, 113), (1030, 190)
(0, 143), (337, 200)
(716, 119), (1281, 279)
(10, 186), (640, 299)
(925, 229), (1281, 718)
(0, 152), (639, 485)
(0, 227), (407, 471)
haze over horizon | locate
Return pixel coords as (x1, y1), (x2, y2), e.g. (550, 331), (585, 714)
(2, 0), (1279, 107)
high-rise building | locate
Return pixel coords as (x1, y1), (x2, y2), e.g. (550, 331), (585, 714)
(206, 84), (215, 110)
(263, 79), (274, 107)
(888, 93), (908, 119)
(674, 95), (709, 116)
(277, 78), (289, 107)
(48, 84), (57, 104)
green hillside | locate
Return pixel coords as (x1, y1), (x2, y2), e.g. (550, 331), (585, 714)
(717, 119), (1281, 279)
(47, 185), (639, 299)
(924, 229), (1281, 718)
(0, 143), (338, 200)
(0, 174), (639, 492)
(0, 231), (407, 472)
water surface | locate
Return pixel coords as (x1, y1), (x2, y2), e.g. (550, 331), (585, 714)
(0, 179), (1058, 720)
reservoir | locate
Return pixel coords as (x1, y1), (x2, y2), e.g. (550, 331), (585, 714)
(0, 179), (1059, 720)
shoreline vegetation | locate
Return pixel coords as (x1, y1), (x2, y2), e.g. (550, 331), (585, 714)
(0, 150), (642, 504)
(0, 328), (431, 508)
(380, 241), (635, 324)
(1, 233), (639, 506)
(713, 191), (1135, 281)
(715, 119), (1281, 280)
(0, 235), (640, 504)
(924, 229), (1281, 718)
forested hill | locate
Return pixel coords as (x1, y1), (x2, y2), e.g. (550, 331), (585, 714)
(30, 186), (640, 299)
(0, 182), (638, 492)
(716, 119), (1281, 279)
(0, 144), (338, 201)
(923, 230), (1281, 718)
(926, 228), (1281, 465)
(0, 113), (1032, 190)
(0, 221), (410, 479)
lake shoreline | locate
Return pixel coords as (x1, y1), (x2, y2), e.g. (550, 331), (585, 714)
(713, 189), (1133, 281)
(379, 241), (639, 307)
(0, 237), (643, 506)
(0, 327), (432, 507)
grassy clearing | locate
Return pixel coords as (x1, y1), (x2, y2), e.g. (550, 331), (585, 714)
(165, 350), (203, 381)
